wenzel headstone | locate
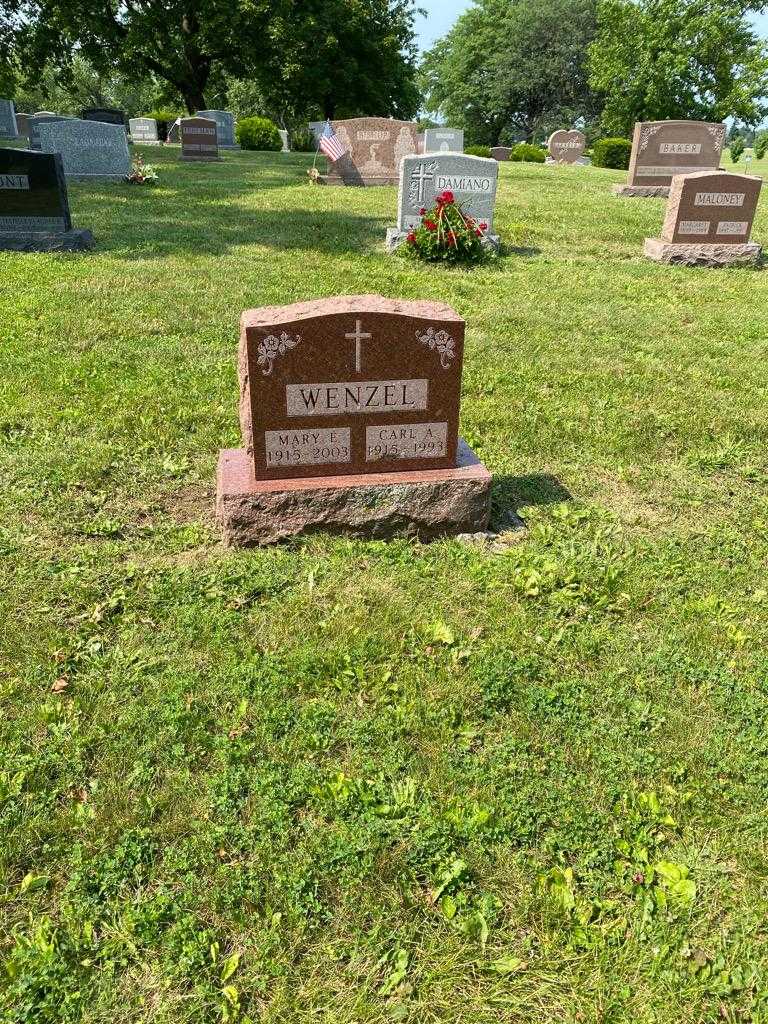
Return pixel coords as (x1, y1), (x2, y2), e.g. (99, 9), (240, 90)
(196, 109), (239, 149)
(180, 117), (220, 161)
(320, 117), (420, 185)
(387, 152), (499, 250)
(424, 128), (464, 154)
(216, 295), (492, 544)
(616, 120), (726, 197)
(82, 107), (127, 128)
(547, 129), (586, 164)
(129, 117), (160, 145)
(490, 146), (512, 162)
(644, 170), (762, 266)
(0, 148), (94, 252)
(0, 99), (18, 139)
(36, 119), (130, 179)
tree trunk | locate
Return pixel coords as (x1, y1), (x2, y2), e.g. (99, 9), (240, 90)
(323, 95), (336, 120)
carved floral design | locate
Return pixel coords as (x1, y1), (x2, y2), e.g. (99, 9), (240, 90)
(639, 125), (661, 152)
(257, 332), (300, 375)
(416, 327), (456, 369)
(707, 125), (726, 150)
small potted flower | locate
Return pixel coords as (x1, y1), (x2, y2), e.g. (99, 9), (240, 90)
(400, 191), (495, 265)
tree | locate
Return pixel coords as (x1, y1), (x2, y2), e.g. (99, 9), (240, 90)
(420, 0), (600, 146)
(588, 0), (768, 135)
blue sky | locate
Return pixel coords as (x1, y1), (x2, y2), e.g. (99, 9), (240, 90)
(414, 1), (768, 53)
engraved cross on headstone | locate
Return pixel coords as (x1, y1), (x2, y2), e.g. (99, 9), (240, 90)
(409, 162), (435, 205)
(345, 319), (372, 373)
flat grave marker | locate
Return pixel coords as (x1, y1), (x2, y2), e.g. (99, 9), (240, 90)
(616, 120), (726, 197)
(644, 170), (762, 266)
(217, 295), (492, 544)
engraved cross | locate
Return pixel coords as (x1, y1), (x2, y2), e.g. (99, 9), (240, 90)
(345, 319), (372, 373)
(410, 162), (434, 204)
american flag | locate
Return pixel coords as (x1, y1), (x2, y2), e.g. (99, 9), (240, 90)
(319, 120), (347, 163)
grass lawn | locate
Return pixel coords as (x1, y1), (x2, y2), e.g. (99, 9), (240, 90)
(1, 142), (768, 1024)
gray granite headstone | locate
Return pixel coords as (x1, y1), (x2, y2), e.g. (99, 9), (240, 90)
(0, 147), (94, 251)
(129, 117), (160, 144)
(309, 121), (325, 144)
(15, 113), (30, 139)
(424, 128), (464, 154)
(0, 99), (19, 139)
(278, 129), (289, 152)
(36, 119), (131, 179)
(195, 109), (239, 148)
(29, 114), (68, 150)
(387, 151), (499, 250)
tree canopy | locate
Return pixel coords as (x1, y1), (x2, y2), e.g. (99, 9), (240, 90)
(588, 0), (768, 134)
(420, 0), (600, 145)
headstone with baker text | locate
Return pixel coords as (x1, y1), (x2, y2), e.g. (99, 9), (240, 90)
(387, 152), (499, 250)
(424, 128), (464, 154)
(36, 119), (130, 179)
(0, 99), (18, 139)
(616, 120), (726, 197)
(320, 117), (420, 185)
(547, 129), (587, 164)
(644, 170), (762, 266)
(180, 117), (221, 161)
(0, 147), (94, 252)
(216, 295), (492, 544)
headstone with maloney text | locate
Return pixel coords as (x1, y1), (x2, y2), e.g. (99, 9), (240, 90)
(0, 147), (94, 252)
(387, 152), (499, 250)
(216, 295), (492, 544)
(616, 120), (726, 198)
(490, 146), (512, 162)
(547, 129), (587, 164)
(320, 117), (420, 186)
(195, 109), (239, 149)
(180, 117), (221, 161)
(36, 119), (130, 179)
(424, 128), (464, 154)
(129, 117), (161, 145)
(644, 170), (762, 266)
(0, 99), (18, 139)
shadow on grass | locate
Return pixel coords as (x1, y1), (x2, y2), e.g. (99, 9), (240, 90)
(490, 472), (573, 530)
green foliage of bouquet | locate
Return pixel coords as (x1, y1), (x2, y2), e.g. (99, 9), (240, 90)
(400, 191), (494, 266)
(125, 155), (159, 185)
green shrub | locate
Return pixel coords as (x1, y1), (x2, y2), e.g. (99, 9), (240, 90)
(142, 109), (183, 141)
(729, 136), (745, 162)
(592, 137), (632, 170)
(511, 142), (546, 164)
(753, 131), (767, 160)
(291, 129), (316, 153)
(236, 116), (282, 151)
(465, 145), (491, 158)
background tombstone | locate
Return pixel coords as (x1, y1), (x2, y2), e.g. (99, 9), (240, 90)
(490, 146), (512, 161)
(129, 117), (161, 145)
(547, 129), (587, 164)
(29, 113), (68, 150)
(278, 129), (289, 152)
(309, 121), (325, 144)
(424, 128), (464, 154)
(0, 99), (19, 139)
(195, 109), (239, 149)
(0, 147), (94, 252)
(320, 117), (420, 185)
(15, 113), (30, 139)
(387, 152), (500, 250)
(82, 107), (127, 129)
(644, 170), (762, 266)
(616, 120), (726, 197)
(36, 119), (131, 179)
(180, 117), (221, 161)
(217, 295), (492, 544)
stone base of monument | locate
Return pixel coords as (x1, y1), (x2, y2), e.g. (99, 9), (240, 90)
(180, 155), (223, 162)
(384, 228), (501, 253)
(613, 184), (669, 198)
(316, 174), (398, 187)
(643, 237), (762, 268)
(217, 441), (492, 546)
(0, 228), (95, 253)
(545, 157), (591, 166)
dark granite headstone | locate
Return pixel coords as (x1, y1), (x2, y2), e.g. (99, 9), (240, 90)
(82, 107), (127, 128)
(15, 113), (30, 139)
(0, 148), (94, 252)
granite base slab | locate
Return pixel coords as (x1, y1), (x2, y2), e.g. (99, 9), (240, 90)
(217, 441), (492, 546)
(613, 184), (669, 198)
(179, 155), (223, 162)
(643, 237), (762, 267)
(315, 174), (399, 187)
(0, 228), (95, 253)
(385, 228), (500, 252)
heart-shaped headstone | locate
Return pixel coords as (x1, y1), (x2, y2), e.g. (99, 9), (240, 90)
(547, 130), (586, 164)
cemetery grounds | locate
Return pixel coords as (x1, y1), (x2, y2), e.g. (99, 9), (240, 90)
(1, 144), (768, 1023)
